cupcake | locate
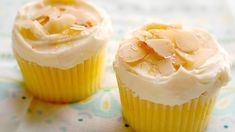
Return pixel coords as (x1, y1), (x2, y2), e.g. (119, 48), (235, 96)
(113, 23), (230, 132)
(12, 0), (111, 103)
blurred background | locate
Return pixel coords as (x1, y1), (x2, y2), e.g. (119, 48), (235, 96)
(0, 0), (235, 131)
(1, 0), (235, 41)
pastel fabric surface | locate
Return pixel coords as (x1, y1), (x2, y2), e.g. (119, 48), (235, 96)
(0, 0), (235, 132)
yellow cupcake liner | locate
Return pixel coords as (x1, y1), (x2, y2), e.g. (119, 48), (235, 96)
(15, 49), (105, 103)
(117, 77), (216, 132)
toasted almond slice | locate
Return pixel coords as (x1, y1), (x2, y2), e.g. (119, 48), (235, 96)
(175, 49), (194, 63)
(40, 7), (61, 20)
(34, 16), (49, 25)
(63, 28), (83, 35)
(134, 61), (151, 70)
(133, 30), (153, 41)
(148, 65), (160, 76)
(149, 29), (175, 41)
(119, 40), (147, 63)
(134, 62), (160, 77)
(157, 59), (176, 76)
(70, 24), (86, 31)
(33, 7), (58, 20)
(144, 53), (163, 65)
(83, 20), (96, 28)
(20, 28), (38, 40)
(139, 41), (153, 52)
(175, 30), (201, 52)
(192, 48), (216, 68)
(144, 23), (182, 30)
(45, 13), (76, 34)
(145, 39), (174, 58)
(171, 54), (185, 69)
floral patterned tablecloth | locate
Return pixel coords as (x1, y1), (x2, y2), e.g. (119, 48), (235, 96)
(0, 0), (235, 132)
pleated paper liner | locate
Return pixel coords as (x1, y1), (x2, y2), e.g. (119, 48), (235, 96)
(117, 77), (216, 132)
(15, 48), (105, 103)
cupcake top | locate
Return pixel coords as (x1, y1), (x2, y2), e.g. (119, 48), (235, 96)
(114, 23), (231, 106)
(12, 0), (111, 69)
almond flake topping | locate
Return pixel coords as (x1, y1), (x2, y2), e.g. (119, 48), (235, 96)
(175, 30), (201, 52)
(144, 53), (163, 65)
(175, 48), (193, 63)
(34, 16), (50, 25)
(145, 39), (174, 58)
(83, 20), (96, 28)
(26, 5), (98, 37)
(70, 24), (86, 31)
(119, 39), (148, 63)
(118, 23), (218, 77)
(149, 29), (175, 41)
(157, 59), (176, 76)
(134, 30), (153, 41)
(45, 13), (76, 34)
(171, 54), (185, 69)
(62, 24), (86, 35)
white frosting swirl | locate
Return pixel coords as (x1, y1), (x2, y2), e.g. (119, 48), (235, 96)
(114, 23), (231, 106)
(12, 0), (111, 69)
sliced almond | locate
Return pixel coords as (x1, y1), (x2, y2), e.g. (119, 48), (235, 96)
(149, 29), (175, 42)
(20, 28), (38, 40)
(34, 16), (50, 25)
(43, 7), (61, 20)
(70, 24), (86, 31)
(192, 48), (217, 68)
(171, 54), (185, 69)
(134, 61), (151, 71)
(175, 30), (201, 52)
(175, 48), (194, 63)
(145, 39), (174, 58)
(45, 13), (76, 34)
(32, 7), (58, 21)
(144, 53), (163, 65)
(133, 30), (153, 41)
(157, 59), (176, 76)
(63, 25), (85, 35)
(83, 20), (96, 28)
(148, 65), (160, 76)
(139, 42), (153, 53)
(119, 40), (147, 63)
(134, 61), (160, 77)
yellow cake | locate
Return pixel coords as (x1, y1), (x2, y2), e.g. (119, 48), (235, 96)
(12, 0), (111, 103)
(113, 23), (231, 132)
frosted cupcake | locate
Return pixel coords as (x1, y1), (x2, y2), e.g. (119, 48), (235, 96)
(113, 23), (230, 132)
(12, 0), (111, 103)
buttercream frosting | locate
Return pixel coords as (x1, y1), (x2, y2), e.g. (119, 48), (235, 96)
(114, 23), (231, 106)
(12, 0), (111, 69)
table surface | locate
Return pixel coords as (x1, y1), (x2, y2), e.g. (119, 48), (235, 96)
(0, 0), (235, 132)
